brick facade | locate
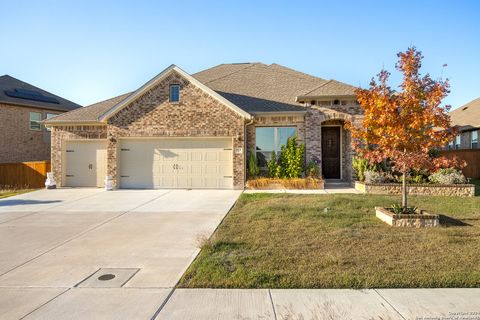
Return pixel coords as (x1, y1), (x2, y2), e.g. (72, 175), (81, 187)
(0, 103), (57, 163)
(245, 103), (363, 182)
(50, 125), (107, 186)
(51, 71), (246, 189)
(50, 76), (365, 188)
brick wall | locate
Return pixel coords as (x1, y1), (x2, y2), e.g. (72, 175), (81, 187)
(0, 103), (56, 163)
(50, 125), (107, 185)
(106, 71), (246, 189)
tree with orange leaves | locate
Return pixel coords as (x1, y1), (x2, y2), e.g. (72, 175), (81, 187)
(348, 47), (456, 211)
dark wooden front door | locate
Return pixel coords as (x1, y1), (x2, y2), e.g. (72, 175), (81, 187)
(321, 127), (341, 179)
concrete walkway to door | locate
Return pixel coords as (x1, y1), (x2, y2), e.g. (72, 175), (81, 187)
(0, 188), (241, 319)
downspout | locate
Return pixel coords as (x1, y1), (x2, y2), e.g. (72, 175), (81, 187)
(244, 117), (255, 187)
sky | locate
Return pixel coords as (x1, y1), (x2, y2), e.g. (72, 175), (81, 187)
(1, 0), (479, 110)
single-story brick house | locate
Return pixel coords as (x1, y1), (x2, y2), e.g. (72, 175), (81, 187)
(44, 63), (363, 189)
(0, 75), (81, 163)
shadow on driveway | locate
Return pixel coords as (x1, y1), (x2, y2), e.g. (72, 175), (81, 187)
(0, 200), (62, 207)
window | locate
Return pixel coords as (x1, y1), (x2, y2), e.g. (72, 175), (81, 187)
(472, 130), (478, 149)
(45, 113), (58, 131)
(29, 112), (42, 130)
(169, 84), (180, 102)
(255, 127), (296, 167)
(455, 135), (461, 149)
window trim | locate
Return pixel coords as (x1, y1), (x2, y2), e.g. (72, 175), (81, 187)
(29, 112), (42, 131)
(471, 130), (478, 149)
(169, 84), (180, 103)
(455, 135), (461, 149)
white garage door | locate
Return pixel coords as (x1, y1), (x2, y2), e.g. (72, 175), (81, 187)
(119, 138), (233, 189)
(64, 140), (107, 187)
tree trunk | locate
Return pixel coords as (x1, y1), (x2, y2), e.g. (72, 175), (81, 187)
(402, 171), (408, 211)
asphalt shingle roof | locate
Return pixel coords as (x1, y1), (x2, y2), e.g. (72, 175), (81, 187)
(46, 92), (132, 123)
(46, 63), (357, 123)
(449, 97), (480, 130)
(0, 75), (81, 112)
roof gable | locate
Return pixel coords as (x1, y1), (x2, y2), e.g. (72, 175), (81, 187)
(449, 97), (480, 130)
(99, 65), (251, 121)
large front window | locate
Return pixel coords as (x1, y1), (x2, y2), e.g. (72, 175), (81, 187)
(255, 127), (296, 167)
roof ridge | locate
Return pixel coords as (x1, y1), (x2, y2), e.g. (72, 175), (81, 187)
(301, 80), (332, 96)
(267, 63), (326, 82)
(200, 63), (261, 85)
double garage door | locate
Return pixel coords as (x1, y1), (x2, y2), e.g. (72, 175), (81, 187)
(64, 138), (233, 189)
(119, 138), (233, 189)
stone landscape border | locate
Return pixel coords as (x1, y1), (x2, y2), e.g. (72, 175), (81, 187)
(375, 206), (440, 228)
(355, 181), (475, 197)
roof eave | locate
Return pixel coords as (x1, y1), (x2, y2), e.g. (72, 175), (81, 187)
(0, 100), (76, 112)
(250, 110), (307, 116)
(295, 94), (356, 102)
(43, 120), (103, 127)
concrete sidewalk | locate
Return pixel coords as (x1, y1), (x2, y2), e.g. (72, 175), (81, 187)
(156, 288), (480, 320)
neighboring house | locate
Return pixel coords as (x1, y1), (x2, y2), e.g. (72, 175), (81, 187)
(447, 97), (480, 150)
(0, 75), (81, 163)
(44, 63), (363, 189)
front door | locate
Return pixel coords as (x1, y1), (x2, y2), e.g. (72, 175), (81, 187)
(321, 127), (341, 179)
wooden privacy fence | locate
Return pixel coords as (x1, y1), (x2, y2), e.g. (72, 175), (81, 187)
(440, 149), (480, 179)
(0, 160), (50, 189)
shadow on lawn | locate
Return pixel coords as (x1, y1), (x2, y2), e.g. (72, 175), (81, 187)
(440, 215), (472, 227)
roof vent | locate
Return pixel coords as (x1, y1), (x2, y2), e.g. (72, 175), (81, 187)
(4, 88), (60, 104)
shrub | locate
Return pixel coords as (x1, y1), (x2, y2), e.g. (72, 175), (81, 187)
(364, 170), (392, 183)
(266, 137), (305, 179)
(428, 168), (466, 185)
(248, 152), (260, 178)
(279, 136), (305, 178)
(267, 152), (282, 178)
(391, 203), (417, 214)
(306, 160), (320, 178)
(352, 156), (369, 181)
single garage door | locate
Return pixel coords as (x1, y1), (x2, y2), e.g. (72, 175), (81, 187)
(64, 140), (107, 187)
(119, 138), (233, 189)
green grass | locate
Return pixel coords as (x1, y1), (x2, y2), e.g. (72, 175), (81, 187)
(178, 193), (480, 289)
(0, 188), (34, 199)
(471, 178), (480, 196)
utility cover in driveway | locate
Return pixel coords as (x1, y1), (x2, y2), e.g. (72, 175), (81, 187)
(76, 268), (139, 288)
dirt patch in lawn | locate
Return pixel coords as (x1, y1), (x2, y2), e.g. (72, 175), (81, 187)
(178, 193), (480, 288)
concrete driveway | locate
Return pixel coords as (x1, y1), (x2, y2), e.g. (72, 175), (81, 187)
(0, 188), (241, 319)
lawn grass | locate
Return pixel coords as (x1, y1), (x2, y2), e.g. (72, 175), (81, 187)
(0, 188), (34, 199)
(179, 193), (480, 289)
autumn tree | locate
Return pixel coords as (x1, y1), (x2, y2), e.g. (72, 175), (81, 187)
(348, 47), (455, 211)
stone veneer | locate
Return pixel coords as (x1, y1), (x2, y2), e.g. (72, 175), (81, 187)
(355, 181), (475, 197)
(51, 71), (246, 189)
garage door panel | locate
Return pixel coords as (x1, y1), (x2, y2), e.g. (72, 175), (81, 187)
(119, 138), (233, 189)
(205, 152), (218, 161)
(64, 141), (107, 187)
